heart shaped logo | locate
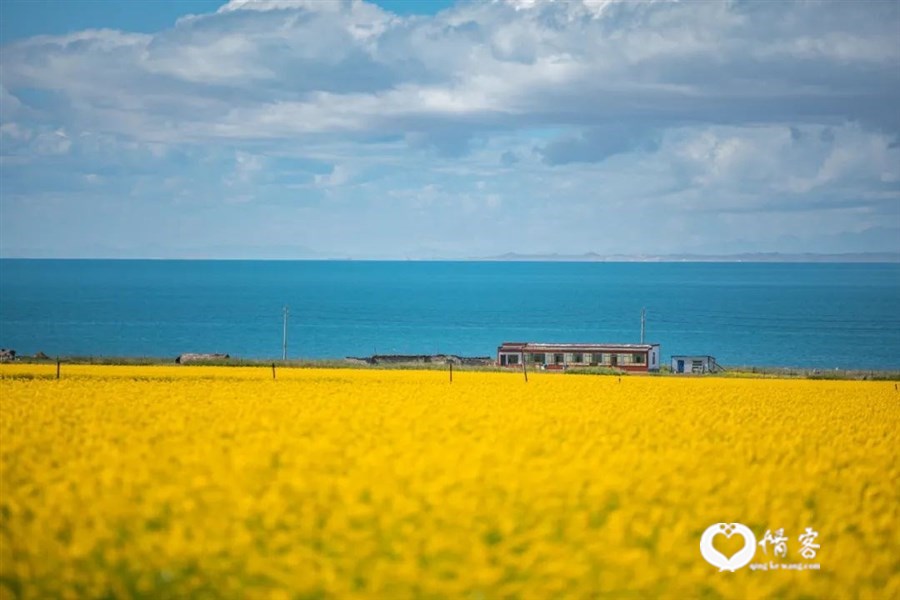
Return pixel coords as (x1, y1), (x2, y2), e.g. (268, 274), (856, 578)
(700, 523), (757, 572)
(713, 529), (746, 558)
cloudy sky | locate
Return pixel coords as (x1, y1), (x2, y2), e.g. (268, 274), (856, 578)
(1, 0), (898, 259)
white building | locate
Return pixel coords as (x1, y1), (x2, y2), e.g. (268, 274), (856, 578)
(671, 355), (721, 374)
(498, 342), (661, 372)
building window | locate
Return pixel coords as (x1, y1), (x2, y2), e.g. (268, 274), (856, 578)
(573, 353), (583, 363)
(633, 353), (645, 364)
(532, 353), (545, 364)
(594, 353), (603, 364)
(554, 353), (564, 364)
(507, 354), (519, 365)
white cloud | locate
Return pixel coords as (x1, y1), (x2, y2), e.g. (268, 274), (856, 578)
(314, 164), (352, 188)
(660, 123), (900, 206)
(142, 34), (271, 83)
(3, 0), (897, 143)
(1, 0), (898, 257)
(228, 151), (265, 185)
(30, 129), (72, 155)
(0, 122), (32, 142)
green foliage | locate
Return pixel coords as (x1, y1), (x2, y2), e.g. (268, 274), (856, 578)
(563, 366), (627, 376)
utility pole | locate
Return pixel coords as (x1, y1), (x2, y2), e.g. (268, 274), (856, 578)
(282, 305), (289, 361)
(640, 307), (646, 344)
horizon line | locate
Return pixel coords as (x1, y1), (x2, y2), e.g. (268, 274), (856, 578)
(1, 252), (899, 264)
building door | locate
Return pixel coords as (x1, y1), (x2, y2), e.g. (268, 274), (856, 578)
(676, 359), (684, 373)
(610, 354), (618, 367)
(500, 355), (508, 366)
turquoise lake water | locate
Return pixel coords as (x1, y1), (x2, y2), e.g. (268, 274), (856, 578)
(0, 260), (897, 369)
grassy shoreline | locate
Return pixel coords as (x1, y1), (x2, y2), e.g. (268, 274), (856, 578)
(3, 355), (898, 380)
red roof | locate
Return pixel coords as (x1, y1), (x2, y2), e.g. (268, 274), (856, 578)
(498, 342), (658, 352)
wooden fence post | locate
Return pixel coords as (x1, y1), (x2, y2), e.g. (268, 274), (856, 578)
(56, 357), (60, 380)
(272, 363), (276, 380)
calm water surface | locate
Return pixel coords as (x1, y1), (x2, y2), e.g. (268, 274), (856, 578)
(1, 260), (898, 369)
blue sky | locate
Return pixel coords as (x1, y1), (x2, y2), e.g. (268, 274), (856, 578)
(1, 0), (898, 258)
(0, 1), (455, 42)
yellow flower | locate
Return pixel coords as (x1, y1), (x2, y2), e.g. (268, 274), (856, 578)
(1, 365), (896, 598)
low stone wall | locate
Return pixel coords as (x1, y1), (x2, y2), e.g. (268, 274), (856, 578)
(176, 353), (230, 364)
(346, 354), (493, 366)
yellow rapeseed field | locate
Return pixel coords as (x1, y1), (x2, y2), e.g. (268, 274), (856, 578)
(0, 365), (897, 599)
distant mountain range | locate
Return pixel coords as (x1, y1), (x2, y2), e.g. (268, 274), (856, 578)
(481, 252), (900, 263)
